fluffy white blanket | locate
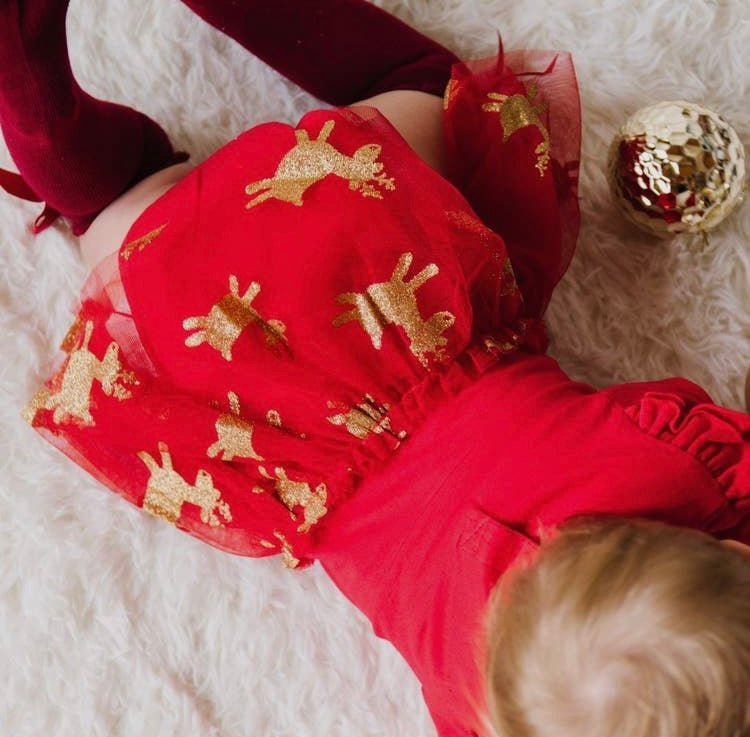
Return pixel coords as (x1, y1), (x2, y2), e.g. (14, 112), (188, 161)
(2, 1), (748, 735)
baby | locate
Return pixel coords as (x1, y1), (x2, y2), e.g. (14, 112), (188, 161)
(488, 518), (750, 737)
(2, 1), (749, 736)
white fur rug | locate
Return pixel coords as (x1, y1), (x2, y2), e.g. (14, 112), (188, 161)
(2, 1), (749, 735)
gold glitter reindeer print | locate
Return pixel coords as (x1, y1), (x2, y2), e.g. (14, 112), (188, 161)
(327, 394), (407, 441)
(25, 319), (137, 426)
(254, 466), (327, 533)
(273, 531), (300, 569)
(334, 252), (455, 366)
(207, 391), (264, 461)
(245, 119), (395, 208)
(139, 442), (232, 527)
(120, 223), (167, 260)
(183, 275), (287, 361)
(482, 85), (551, 176)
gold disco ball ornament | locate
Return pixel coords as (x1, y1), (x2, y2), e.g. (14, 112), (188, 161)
(608, 100), (746, 235)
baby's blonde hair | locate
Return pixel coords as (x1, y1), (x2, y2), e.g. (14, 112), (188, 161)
(486, 517), (750, 737)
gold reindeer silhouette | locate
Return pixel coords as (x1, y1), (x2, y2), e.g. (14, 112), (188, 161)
(256, 532), (301, 568)
(207, 391), (264, 461)
(273, 531), (300, 569)
(245, 119), (395, 208)
(482, 86), (551, 176)
(334, 252), (455, 366)
(254, 466), (327, 533)
(183, 275), (287, 361)
(327, 394), (406, 441)
(139, 442), (232, 527)
(26, 319), (136, 426)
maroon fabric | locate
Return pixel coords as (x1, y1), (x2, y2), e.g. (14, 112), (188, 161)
(0, 168), (40, 202)
(0, 0), (458, 234)
(0, 0), (184, 234)
(178, 0), (459, 103)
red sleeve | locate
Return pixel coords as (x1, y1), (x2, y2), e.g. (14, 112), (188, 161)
(602, 377), (750, 540)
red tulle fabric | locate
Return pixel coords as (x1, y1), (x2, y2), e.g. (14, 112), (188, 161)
(27, 50), (581, 567)
(444, 48), (581, 317)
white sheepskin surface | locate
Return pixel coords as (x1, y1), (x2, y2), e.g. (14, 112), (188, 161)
(2, 1), (749, 735)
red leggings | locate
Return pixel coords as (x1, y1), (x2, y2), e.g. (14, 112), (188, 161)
(0, 0), (457, 234)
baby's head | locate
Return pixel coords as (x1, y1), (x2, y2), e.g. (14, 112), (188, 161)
(485, 517), (750, 737)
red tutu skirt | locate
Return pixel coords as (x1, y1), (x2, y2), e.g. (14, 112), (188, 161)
(25, 48), (581, 567)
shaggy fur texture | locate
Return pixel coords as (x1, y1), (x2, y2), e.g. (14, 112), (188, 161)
(1, 1), (749, 735)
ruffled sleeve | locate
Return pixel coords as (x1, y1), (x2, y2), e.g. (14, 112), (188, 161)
(603, 378), (750, 540)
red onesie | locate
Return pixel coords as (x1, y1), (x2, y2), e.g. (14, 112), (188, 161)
(25, 50), (750, 737)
